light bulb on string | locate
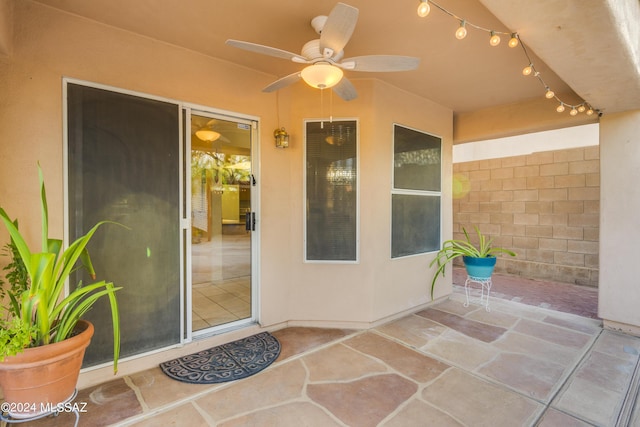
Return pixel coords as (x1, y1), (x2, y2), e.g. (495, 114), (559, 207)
(455, 20), (467, 39)
(508, 33), (519, 48)
(556, 103), (565, 113)
(417, 0), (430, 17)
(545, 88), (555, 99)
(489, 31), (501, 46)
(578, 105), (586, 113)
(586, 108), (594, 115)
(570, 107), (578, 116)
(522, 64), (533, 76)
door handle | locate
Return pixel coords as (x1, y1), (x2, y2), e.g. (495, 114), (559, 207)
(245, 212), (256, 231)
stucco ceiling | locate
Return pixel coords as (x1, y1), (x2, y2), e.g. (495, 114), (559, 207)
(31, 0), (640, 116)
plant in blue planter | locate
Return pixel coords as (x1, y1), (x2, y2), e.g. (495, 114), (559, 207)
(429, 226), (516, 298)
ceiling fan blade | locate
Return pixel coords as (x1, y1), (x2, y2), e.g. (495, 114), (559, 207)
(262, 72), (302, 93)
(319, 3), (359, 58)
(332, 77), (357, 101)
(340, 55), (420, 72)
(226, 39), (309, 63)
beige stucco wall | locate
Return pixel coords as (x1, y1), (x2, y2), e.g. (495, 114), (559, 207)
(599, 109), (640, 334)
(0, 1), (453, 384)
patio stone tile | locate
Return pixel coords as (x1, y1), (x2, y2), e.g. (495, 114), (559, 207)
(465, 307), (520, 329)
(493, 331), (581, 366)
(218, 402), (342, 427)
(129, 402), (210, 426)
(374, 314), (447, 348)
(81, 378), (143, 426)
(479, 353), (566, 401)
(477, 297), (548, 321)
(20, 378), (143, 427)
(421, 329), (499, 371)
(343, 332), (450, 383)
(542, 313), (602, 335)
(422, 368), (543, 426)
(537, 407), (594, 426)
(552, 376), (624, 426)
(195, 359), (306, 422)
(307, 373), (418, 427)
(303, 343), (388, 381)
(431, 298), (479, 316)
(381, 399), (463, 426)
(271, 327), (356, 361)
(514, 318), (593, 348)
(416, 308), (507, 343)
(129, 366), (217, 410)
(575, 350), (637, 393)
(592, 329), (640, 361)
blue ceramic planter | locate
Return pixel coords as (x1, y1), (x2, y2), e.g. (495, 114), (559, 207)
(463, 256), (496, 279)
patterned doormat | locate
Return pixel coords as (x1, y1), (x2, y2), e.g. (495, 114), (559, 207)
(160, 332), (281, 384)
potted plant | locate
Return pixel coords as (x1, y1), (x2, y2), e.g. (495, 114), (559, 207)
(429, 226), (516, 298)
(0, 165), (122, 419)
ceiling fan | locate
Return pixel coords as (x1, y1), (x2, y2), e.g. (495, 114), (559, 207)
(225, 2), (420, 101)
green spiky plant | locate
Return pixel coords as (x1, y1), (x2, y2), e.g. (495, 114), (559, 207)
(429, 226), (516, 298)
(0, 165), (122, 373)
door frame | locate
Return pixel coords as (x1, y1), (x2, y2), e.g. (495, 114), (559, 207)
(183, 103), (260, 342)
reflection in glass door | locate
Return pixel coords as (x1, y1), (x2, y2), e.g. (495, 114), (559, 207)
(190, 113), (253, 332)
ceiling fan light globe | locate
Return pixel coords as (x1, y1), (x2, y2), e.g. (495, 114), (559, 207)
(196, 129), (221, 142)
(301, 63), (344, 89)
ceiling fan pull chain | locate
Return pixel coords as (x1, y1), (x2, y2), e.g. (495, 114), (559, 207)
(320, 89), (324, 129)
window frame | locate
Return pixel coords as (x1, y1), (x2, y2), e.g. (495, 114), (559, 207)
(390, 123), (443, 259)
(303, 118), (360, 264)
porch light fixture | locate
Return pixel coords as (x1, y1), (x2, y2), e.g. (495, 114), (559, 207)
(195, 129), (220, 142)
(274, 127), (289, 148)
(300, 63), (343, 89)
(413, 0), (601, 117)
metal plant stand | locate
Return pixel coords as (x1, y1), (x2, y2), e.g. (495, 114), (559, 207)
(0, 389), (79, 427)
(463, 275), (493, 312)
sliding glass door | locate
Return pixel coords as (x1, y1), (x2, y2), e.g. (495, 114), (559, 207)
(67, 83), (182, 366)
(189, 113), (254, 333)
(66, 81), (259, 366)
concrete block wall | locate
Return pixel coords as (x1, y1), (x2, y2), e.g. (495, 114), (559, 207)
(452, 145), (599, 287)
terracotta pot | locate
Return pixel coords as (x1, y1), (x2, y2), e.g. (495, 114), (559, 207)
(0, 320), (94, 419)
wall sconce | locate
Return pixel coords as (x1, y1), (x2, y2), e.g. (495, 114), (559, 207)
(274, 127), (289, 148)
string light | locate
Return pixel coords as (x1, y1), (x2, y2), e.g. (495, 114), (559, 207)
(545, 87), (555, 99)
(417, 0), (430, 18)
(455, 20), (467, 40)
(489, 31), (501, 46)
(415, 0), (600, 117)
(508, 33), (519, 48)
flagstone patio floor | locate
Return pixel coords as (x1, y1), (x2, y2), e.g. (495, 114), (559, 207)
(10, 272), (640, 427)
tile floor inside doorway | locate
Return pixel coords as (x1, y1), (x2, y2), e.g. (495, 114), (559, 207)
(191, 232), (251, 329)
(17, 274), (640, 427)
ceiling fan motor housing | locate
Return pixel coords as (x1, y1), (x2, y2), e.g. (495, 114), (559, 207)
(302, 39), (344, 62)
